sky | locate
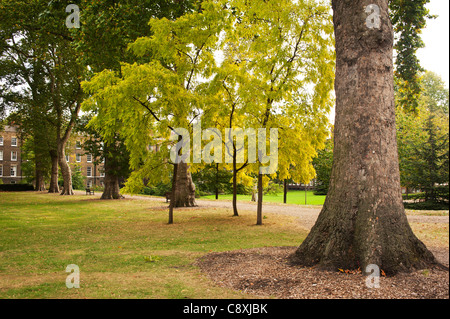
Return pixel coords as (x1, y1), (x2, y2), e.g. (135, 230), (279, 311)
(417, 0), (450, 87)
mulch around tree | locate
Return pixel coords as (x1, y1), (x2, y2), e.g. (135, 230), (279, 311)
(196, 246), (449, 299)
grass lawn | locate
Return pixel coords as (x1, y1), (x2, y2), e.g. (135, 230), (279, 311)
(201, 190), (327, 206)
(0, 192), (308, 299)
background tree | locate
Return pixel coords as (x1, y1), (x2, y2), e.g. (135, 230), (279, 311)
(225, 0), (335, 225)
(289, 0), (439, 274)
(312, 134), (333, 196)
(73, 0), (196, 199)
(0, 0), (85, 195)
(82, 0), (226, 222)
(390, 0), (435, 113)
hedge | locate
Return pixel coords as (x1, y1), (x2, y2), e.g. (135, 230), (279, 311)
(0, 184), (35, 192)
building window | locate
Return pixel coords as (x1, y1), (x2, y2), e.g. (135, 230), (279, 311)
(100, 170), (105, 177)
(0, 150), (3, 161)
(11, 151), (18, 161)
(87, 180), (93, 188)
(11, 137), (17, 147)
(11, 166), (17, 177)
(76, 141), (82, 149)
(86, 154), (92, 163)
(66, 155), (70, 162)
(0, 136), (3, 146)
(87, 166), (92, 177)
(0, 165), (3, 177)
(76, 154), (81, 162)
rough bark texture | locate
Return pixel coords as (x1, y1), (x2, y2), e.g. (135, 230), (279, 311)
(48, 150), (59, 193)
(289, 0), (438, 274)
(173, 161), (197, 207)
(35, 168), (46, 191)
(101, 171), (121, 199)
(100, 145), (123, 200)
(58, 145), (74, 195)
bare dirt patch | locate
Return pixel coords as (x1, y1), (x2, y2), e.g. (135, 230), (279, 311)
(196, 246), (449, 299)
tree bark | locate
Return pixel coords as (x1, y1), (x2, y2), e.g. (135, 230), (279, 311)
(48, 150), (59, 193)
(256, 172), (263, 225)
(173, 161), (197, 207)
(289, 0), (438, 274)
(35, 167), (46, 191)
(58, 144), (74, 195)
(232, 157), (239, 217)
(100, 143), (123, 199)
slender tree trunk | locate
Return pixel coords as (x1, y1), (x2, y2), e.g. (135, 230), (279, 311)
(215, 164), (219, 200)
(48, 150), (59, 193)
(283, 179), (288, 204)
(289, 0), (438, 274)
(232, 155), (239, 217)
(168, 163), (178, 224)
(173, 161), (197, 207)
(256, 172), (263, 225)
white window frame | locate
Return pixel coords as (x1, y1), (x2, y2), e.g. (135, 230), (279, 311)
(11, 165), (17, 177)
(0, 165), (3, 177)
(0, 150), (3, 161)
(87, 166), (92, 177)
(66, 155), (70, 162)
(11, 151), (18, 161)
(76, 141), (82, 149)
(86, 153), (92, 163)
(76, 154), (81, 162)
(0, 136), (3, 146)
(11, 137), (17, 147)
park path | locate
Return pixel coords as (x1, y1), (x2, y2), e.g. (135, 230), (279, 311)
(119, 193), (449, 230)
(74, 190), (448, 230)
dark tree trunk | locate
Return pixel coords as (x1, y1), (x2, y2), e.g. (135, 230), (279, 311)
(35, 167), (46, 191)
(232, 157), (239, 217)
(289, 0), (438, 274)
(215, 163), (219, 200)
(173, 161), (196, 207)
(48, 150), (59, 193)
(283, 179), (288, 204)
(256, 172), (263, 225)
(100, 144), (122, 199)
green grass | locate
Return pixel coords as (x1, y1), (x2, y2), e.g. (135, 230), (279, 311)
(0, 192), (308, 299)
(201, 190), (326, 206)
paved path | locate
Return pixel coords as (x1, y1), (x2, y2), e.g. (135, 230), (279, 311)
(119, 194), (449, 230)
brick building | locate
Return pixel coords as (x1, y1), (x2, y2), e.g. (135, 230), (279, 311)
(0, 126), (105, 188)
(66, 134), (105, 189)
(0, 126), (24, 184)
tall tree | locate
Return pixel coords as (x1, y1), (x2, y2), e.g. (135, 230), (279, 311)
(0, 0), (84, 195)
(82, 0), (226, 221)
(73, 0), (196, 199)
(226, 0), (335, 225)
(389, 0), (435, 113)
(289, 0), (439, 274)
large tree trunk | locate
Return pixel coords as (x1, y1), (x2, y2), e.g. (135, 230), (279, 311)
(35, 167), (46, 191)
(101, 152), (122, 200)
(289, 0), (437, 274)
(173, 161), (197, 207)
(48, 150), (59, 193)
